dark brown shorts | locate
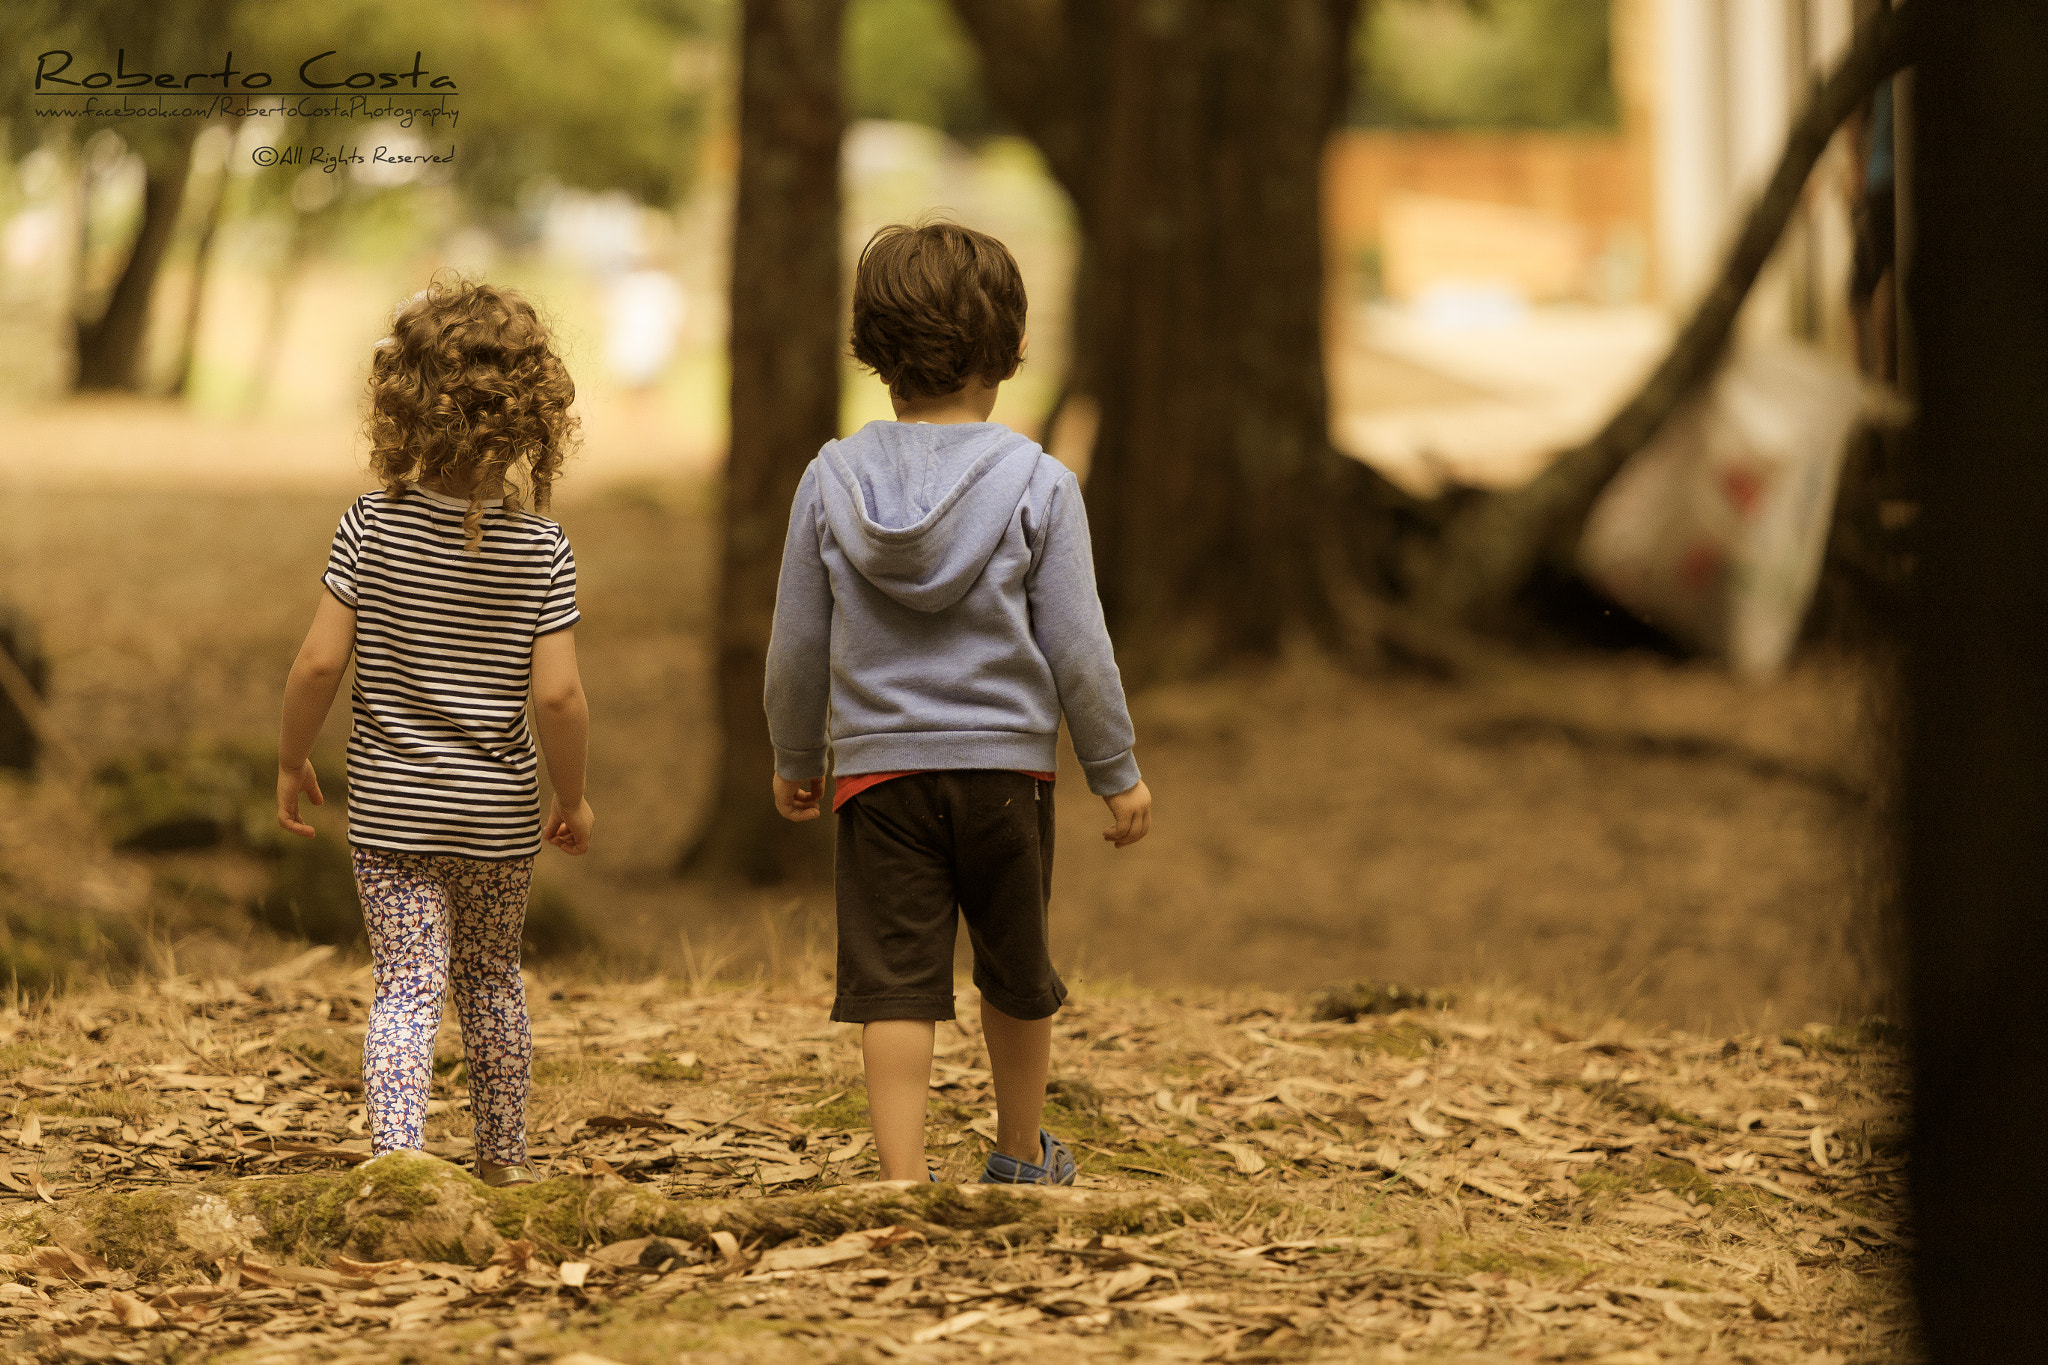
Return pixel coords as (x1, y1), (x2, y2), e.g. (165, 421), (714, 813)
(831, 769), (1065, 1023)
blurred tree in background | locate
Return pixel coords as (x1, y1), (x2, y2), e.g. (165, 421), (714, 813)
(1, 0), (727, 395)
(1, 0), (236, 391)
(1352, 0), (1617, 131)
(845, 0), (994, 142)
(952, 0), (1387, 684)
(685, 0), (845, 884)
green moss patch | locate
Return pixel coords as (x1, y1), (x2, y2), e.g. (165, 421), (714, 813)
(76, 1189), (190, 1278)
(38, 1089), (165, 1124)
(1440, 1240), (1597, 1281)
(1310, 1022), (1443, 1058)
(634, 1052), (704, 1083)
(489, 1175), (627, 1249)
(1571, 1078), (1708, 1128)
(795, 1088), (871, 1130)
(1121, 1139), (1222, 1182)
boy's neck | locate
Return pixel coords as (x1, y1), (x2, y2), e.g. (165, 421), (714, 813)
(891, 377), (1001, 425)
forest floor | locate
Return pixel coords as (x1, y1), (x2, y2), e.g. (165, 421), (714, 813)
(0, 950), (1910, 1364)
(8, 430), (1898, 1032)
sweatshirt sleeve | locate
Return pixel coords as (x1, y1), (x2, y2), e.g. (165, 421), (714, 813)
(763, 460), (833, 780)
(1028, 471), (1141, 796)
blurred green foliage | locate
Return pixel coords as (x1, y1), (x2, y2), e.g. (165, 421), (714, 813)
(846, 0), (996, 143)
(5, 0), (730, 210)
(233, 0), (729, 210)
(1352, 0), (1617, 131)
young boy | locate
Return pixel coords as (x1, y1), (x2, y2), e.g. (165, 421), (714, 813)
(765, 221), (1152, 1186)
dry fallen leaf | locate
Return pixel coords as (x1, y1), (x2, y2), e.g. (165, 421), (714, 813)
(559, 1261), (590, 1288)
(754, 1226), (916, 1274)
(912, 1309), (993, 1344)
(1407, 1106), (1449, 1139)
(329, 1253), (414, 1277)
(1215, 1142), (1267, 1175)
(108, 1289), (162, 1329)
(1100, 1264), (1165, 1301)
(489, 1239), (537, 1274)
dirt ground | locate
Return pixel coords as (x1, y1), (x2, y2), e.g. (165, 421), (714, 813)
(0, 951), (1911, 1364)
(4, 400), (1899, 1033)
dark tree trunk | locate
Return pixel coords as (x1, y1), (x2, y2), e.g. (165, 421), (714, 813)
(1902, 0), (2048, 1357)
(680, 0), (845, 883)
(953, 0), (1372, 684)
(74, 126), (200, 393)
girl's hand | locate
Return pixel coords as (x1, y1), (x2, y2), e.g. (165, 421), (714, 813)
(1103, 779), (1152, 849)
(277, 760), (324, 838)
(545, 795), (595, 854)
(774, 774), (822, 821)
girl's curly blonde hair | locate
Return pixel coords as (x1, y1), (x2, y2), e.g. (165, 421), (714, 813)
(364, 275), (580, 552)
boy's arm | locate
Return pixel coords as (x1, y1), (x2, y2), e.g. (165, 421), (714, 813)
(764, 462), (833, 806)
(277, 588), (356, 837)
(1027, 473), (1142, 798)
(533, 626), (594, 854)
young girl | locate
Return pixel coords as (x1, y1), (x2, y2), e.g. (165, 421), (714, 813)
(274, 277), (594, 1188)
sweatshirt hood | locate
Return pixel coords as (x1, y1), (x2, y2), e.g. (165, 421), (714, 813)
(818, 420), (1042, 612)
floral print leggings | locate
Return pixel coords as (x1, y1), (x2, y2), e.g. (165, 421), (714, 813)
(351, 847), (534, 1164)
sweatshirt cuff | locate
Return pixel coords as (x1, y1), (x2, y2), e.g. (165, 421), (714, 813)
(774, 745), (828, 781)
(1079, 748), (1141, 797)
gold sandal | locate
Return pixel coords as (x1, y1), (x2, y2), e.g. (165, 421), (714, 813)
(477, 1160), (539, 1187)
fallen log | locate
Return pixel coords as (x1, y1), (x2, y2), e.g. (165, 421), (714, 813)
(1410, 0), (1923, 629)
(9, 1153), (1204, 1277)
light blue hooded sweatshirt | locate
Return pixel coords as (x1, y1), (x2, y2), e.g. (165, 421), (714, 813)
(763, 420), (1141, 797)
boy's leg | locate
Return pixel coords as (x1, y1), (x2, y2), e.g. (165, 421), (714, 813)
(832, 776), (963, 1181)
(949, 772), (1065, 1165)
(981, 999), (1052, 1163)
(442, 853), (536, 1166)
(353, 847), (453, 1156)
(863, 1019), (936, 1180)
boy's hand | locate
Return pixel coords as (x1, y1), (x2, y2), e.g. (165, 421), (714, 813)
(774, 774), (823, 821)
(1103, 779), (1152, 848)
(545, 796), (595, 855)
(276, 760), (324, 838)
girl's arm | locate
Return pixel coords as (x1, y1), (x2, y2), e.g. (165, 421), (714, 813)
(277, 588), (357, 837)
(533, 626), (594, 854)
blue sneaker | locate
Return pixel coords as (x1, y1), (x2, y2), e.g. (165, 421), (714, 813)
(981, 1129), (1077, 1186)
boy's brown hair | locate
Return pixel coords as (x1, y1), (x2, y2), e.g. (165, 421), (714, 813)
(363, 274), (580, 552)
(850, 222), (1027, 401)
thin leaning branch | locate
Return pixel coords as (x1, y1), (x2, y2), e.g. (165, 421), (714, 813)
(1411, 0), (1924, 628)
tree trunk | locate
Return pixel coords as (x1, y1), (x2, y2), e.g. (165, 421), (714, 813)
(680, 0), (845, 883)
(246, 207), (316, 414)
(1902, 0), (2048, 1356)
(953, 0), (1368, 684)
(1409, 0), (1923, 629)
(173, 131), (234, 399)
(73, 126), (200, 393)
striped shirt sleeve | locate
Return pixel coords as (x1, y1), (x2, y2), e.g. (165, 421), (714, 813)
(321, 497), (367, 607)
(535, 530), (580, 636)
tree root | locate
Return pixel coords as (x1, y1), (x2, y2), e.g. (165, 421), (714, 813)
(22, 1154), (1204, 1276)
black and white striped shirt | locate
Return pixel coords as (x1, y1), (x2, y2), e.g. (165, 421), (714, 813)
(322, 484), (580, 859)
